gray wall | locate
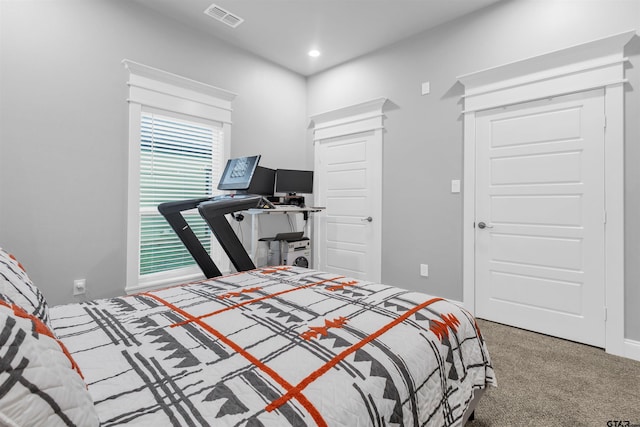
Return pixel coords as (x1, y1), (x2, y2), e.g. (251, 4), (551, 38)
(306, 0), (640, 340)
(1, 0), (639, 342)
(0, 0), (308, 304)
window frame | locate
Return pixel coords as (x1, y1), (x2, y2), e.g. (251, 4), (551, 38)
(138, 108), (224, 278)
(123, 60), (236, 293)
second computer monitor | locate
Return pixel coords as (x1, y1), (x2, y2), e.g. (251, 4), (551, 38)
(275, 169), (313, 195)
(247, 166), (276, 196)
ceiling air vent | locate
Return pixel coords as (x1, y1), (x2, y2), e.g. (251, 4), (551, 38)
(204, 4), (244, 28)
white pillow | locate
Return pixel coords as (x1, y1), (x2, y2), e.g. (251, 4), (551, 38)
(0, 301), (100, 427)
(0, 248), (51, 329)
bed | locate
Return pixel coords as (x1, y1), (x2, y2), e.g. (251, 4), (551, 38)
(0, 247), (495, 426)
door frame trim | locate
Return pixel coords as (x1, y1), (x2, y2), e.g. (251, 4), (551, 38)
(457, 31), (635, 359)
(310, 98), (386, 282)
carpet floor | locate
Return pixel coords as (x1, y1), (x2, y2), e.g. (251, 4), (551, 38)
(467, 319), (640, 427)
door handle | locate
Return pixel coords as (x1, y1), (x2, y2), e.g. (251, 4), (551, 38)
(361, 216), (373, 222)
(477, 221), (493, 229)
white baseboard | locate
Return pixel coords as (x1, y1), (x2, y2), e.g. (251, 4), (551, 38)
(622, 338), (640, 362)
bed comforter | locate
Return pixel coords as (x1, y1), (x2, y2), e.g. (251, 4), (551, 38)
(50, 267), (495, 426)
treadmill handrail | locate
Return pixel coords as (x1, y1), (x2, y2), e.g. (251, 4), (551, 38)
(198, 195), (264, 273)
(159, 195), (271, 279)
(157, 197), (211, 215)
(158, 197), (222, 278)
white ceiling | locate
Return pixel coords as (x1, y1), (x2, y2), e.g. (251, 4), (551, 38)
(133, 0), (502, 76)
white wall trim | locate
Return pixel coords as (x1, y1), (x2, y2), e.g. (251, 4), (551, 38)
(125, 268), (205, 295)
(622, 339), (640, 362)
(310, 97), (387, 141)
(458, 31), (634, 113)
(458, 31), (634, 360)
(123, 60), (233, 293)
(309, 98), (387, 282)
(123, 59), (236, 102)
(123, 59), (237, 124)
(458, 31), (634, 99)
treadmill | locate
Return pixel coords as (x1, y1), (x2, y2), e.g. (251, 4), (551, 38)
(158, 155), (273, 278)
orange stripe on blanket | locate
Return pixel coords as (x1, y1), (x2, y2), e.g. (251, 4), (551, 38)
(300, 316), (348, 341)
(217, 287), (263, 300)
(171, 276), (344, 328)
(260, 266), (292, 274)
(8, 254), (26, 272)
(266, 297), (444, 413)
(429, 313), (460, 341)
(326, 280), (358, 292)
(144, 293), (328, 427)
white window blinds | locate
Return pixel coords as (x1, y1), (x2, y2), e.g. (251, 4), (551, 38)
(139, 112), (223, 276)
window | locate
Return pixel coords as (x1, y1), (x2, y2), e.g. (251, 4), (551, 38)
(139, 112), (223, 276)
(124, 60), (236, 292)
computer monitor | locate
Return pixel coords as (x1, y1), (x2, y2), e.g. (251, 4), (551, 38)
(275, 169), (314, 195)
(217, 155), (261, 191)
(247, 166), (276, 196)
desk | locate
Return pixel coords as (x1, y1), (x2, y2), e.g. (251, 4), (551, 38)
(245, 206), (324, 265)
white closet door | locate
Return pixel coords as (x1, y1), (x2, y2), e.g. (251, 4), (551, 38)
(475, 89), (606, 347)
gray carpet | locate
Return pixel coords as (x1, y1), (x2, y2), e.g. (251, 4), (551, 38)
(467, 319), (640, 427)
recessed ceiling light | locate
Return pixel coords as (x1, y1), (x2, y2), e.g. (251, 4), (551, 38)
(308, 50), (321, 58)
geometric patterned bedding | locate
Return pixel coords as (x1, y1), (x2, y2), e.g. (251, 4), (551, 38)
(0, 247), (100, 427)
(50, 266), (496, 426)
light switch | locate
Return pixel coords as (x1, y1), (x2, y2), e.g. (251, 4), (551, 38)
(420, 264), (429, 277)
(451, 179), (461, 193)
(421, 81), (430, 95)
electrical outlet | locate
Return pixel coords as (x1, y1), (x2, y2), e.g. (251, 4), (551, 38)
(73, 279), (86, 296)
(420, 264), (429, 277)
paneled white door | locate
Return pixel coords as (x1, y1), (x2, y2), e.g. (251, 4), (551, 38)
(475, 89), (606, 347)
(315, 131), (381, 282)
